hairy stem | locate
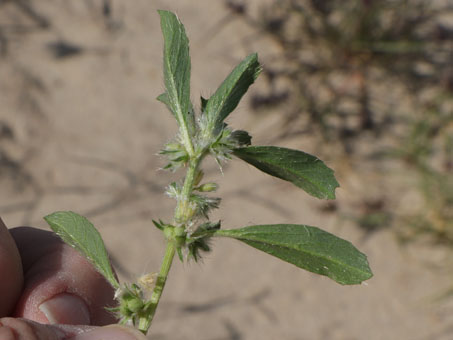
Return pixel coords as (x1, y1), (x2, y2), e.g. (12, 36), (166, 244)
(138, 241), (176, 333)
(175, 159), (200, 224)
(140, 153), (205, 333)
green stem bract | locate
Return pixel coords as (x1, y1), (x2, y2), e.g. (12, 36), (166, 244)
(138, 241), (176, 334)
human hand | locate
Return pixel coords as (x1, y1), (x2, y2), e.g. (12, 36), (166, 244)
(0, 218), (146, 340)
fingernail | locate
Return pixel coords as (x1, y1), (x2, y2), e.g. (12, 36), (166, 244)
(39, 293), (91, 325)
(69, 325), (146, 340)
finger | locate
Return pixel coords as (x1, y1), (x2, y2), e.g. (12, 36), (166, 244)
(10, 227), (117, 325)
(0, 318), (147, 340)
(0, 317), (63, 340)
(0, 218), (23, 317)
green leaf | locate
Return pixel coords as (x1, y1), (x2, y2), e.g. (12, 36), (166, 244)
(205, 53), (261, 135)
(44, 211), (119, 289)
(156, 93), (171, 112)
(233, 146), (339, 199)
(158, 10), (194, 135)
(215, 224), (372, 285)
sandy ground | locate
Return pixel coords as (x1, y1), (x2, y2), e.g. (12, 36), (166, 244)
(1, 1), (453, 339)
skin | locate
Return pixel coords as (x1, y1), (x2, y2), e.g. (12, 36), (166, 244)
(0, 218), (146, 340)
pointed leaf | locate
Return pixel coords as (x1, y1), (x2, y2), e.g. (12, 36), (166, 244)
(158, 10), (194, 133)
(44, 211), (119, 289)
(233, 146), (339, 199)
(205, 53), (261, 135)
(215, 224), (372, 285)
(157, 92), (171, 112)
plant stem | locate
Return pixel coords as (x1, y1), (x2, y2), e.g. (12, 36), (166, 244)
(138, 240), (176, 333)
(175, 158), (201, 224)
(139, 154), (204, 333)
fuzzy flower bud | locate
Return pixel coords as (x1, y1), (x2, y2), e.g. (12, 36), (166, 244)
(195, 182), (218, 192)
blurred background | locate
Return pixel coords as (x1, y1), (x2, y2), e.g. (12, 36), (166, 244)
(0, 0), (452, 339)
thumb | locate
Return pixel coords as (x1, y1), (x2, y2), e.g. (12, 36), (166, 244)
(0, 218), (23, 316)
(10, 226), (116, 325)
(0, 318), (147, 340)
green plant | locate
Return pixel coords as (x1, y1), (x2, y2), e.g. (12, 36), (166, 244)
(42, 10), (372, 335)
(226, 0), (453, 250)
